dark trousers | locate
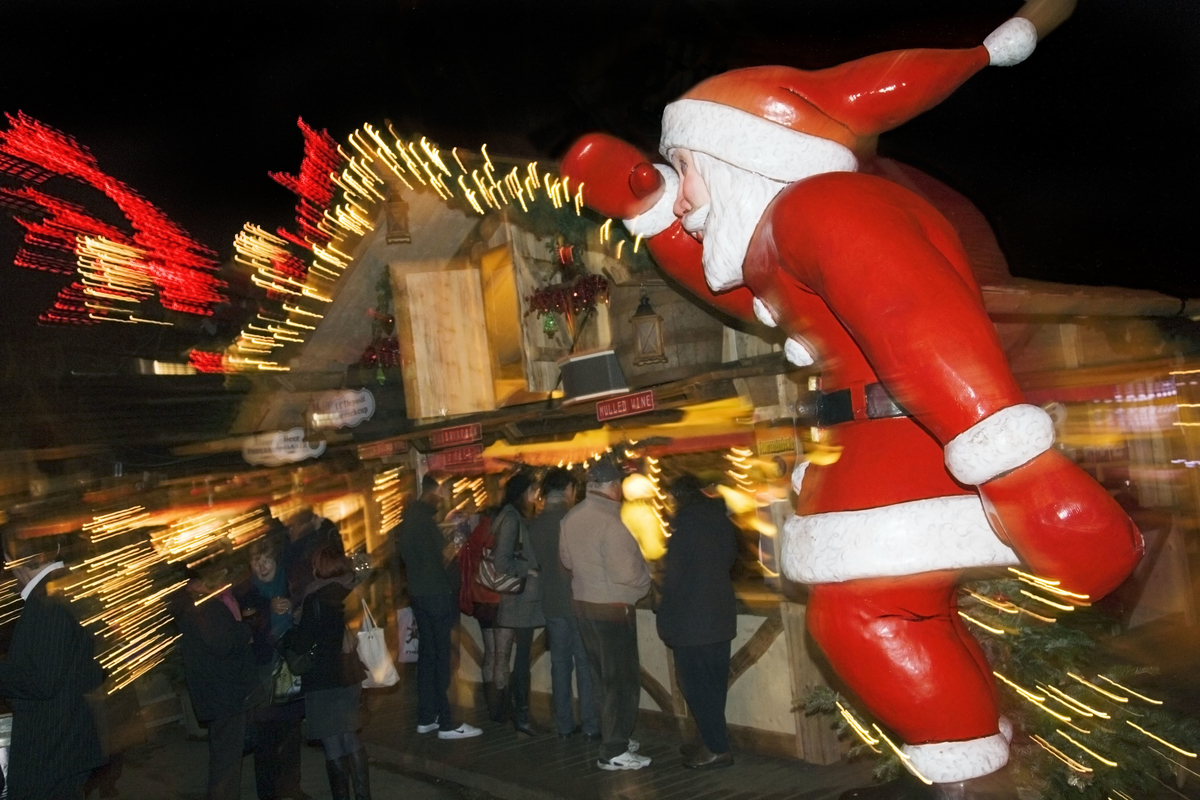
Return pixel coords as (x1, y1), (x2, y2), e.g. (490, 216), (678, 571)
(252, 715), (303, 800)
(576, 603), (640, 760)
(673, 640), (732, 754)
(546, 616), (599, 736)
(410, 592), (458, 731)
(507, 626), (535, 712)
(206, 711), (247, 800)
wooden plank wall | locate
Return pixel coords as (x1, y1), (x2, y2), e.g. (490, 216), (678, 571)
(396, 269), (496, 419)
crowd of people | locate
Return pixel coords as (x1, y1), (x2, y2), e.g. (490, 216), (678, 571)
(0, 460), (741, 798)
(395, 458), (741, 773)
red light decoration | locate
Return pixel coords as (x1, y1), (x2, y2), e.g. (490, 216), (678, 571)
(188, 350), (226, 373)
(0, 112), (227, 324)
(269, 118), (343, 251)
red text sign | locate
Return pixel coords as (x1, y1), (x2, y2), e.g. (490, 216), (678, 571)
(357, 438), (409, 461)
(596, 390), (656, 422)
(430, 423), (482, 450)
(427, 444), (483, 472)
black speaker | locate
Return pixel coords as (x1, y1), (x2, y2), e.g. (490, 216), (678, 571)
(558, 350), (630, 405)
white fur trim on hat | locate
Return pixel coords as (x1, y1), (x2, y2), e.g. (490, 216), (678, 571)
(752, 297), (778, 328)
(781, 495), (1018, 584)
(785, 336), (816, 367)
(998, 716), (1013, 744)
(661, 99), (857, 183)
(904, 733), (1010, 783)
(984, 18), (1038, 67)
(623, 164), (679, 238)
(944, 404), (1054, 486)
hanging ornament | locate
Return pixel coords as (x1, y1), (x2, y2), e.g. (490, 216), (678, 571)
(557, 244), (575, 267)
(543, 314), (558, 337)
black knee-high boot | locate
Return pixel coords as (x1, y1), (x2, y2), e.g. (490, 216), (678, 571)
(325, 756), (351, 800)
(348, 748), (372, 800)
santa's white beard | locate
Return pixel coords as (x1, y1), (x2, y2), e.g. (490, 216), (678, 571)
(689, 152), (788, 293)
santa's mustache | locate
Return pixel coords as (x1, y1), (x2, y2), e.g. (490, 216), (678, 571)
(681, 203), (710, 234)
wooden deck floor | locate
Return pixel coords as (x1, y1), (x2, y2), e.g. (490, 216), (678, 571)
(360, 667), (872, 800)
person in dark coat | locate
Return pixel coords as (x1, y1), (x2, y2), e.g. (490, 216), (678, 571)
(172, 568), (255, 800)
(280, 543), (369, 800)
(492, 471), (545, 735)
(282, 509), (343, 603)
(238, 533), (307, 800)
(656, 473), (739, 769)
(394, 475), (480, 741)
(0, 533), (105, 800)
(526, 468), (599, 740)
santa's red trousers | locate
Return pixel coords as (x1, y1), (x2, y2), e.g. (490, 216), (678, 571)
(807, 570), (1000, 745)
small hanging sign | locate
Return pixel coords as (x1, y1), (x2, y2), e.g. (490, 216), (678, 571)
(426, 444), (483, 471)
(243, 428), (326, 466)
(596, 390), (655, 422)
(430, 423), (482, 450)
(308, 389), (375, 430)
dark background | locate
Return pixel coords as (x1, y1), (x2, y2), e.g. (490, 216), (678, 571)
(2, 0), (1198, 365)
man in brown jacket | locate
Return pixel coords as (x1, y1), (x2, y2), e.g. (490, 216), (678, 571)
(559, 458), (651, 771)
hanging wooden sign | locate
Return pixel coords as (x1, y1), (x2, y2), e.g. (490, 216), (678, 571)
(596, 390), (655, 422)
(430, 423), (483, 450)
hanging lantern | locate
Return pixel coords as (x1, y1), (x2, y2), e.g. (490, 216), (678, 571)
(543, 314), (559, 337)
(630, 292), (668, 366)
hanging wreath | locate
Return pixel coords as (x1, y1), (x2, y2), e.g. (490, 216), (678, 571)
(526, 273), (610, 341)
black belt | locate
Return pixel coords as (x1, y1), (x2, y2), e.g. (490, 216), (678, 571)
(816, 382), (908, 427)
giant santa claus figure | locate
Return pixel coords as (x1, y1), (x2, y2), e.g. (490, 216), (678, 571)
(562, 9), (1143, 798)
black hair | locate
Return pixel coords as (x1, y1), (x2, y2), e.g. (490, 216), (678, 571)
(502, 471), (536, 511)
(668, 473), (707, 510)
(421, 474), (441, 494)
(541, 467), (575, 496)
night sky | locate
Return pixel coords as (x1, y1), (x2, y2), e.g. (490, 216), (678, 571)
(2, 0), (1198, 362)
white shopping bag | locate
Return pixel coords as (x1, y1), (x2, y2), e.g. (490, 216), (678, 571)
(396, 605), (419, 663)
(357, 599), (401, 688)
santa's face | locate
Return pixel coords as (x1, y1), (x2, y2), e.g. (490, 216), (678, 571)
(670, 149), (711, 240)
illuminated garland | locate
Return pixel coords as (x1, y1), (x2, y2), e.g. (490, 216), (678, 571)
(0, 113), (226, 324)
(199, 120), (639, 373)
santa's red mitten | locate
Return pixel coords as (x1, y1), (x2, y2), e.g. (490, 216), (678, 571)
(560, 134), (678, 236)
(944, 404), (1143, 598)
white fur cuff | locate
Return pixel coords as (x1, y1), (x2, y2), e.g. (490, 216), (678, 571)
(623, 164), (679, 238)
(752, 297), (778, 328)
(781, 495), (1018, 584)
(984, 18), (1038, 67)
(660, 99), (857, 183)
(785, 337), (816, 366)
(944, 404), (1054, 486)
(904, 733), (1010, 783)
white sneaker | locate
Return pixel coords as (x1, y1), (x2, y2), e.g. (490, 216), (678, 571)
(597, 749), (651, 770)
(416, 718), (439, 734)
(438, 723), (483, 740)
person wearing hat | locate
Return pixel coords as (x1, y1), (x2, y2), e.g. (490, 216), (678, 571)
(561, 11), (1142, 796)
(559, 457), (651, 771)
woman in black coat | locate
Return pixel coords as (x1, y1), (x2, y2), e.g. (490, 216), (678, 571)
(281, 543), (368, 800)
(656, 473), (739, 769)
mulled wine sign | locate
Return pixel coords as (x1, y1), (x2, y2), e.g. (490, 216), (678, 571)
(308, 389), (375, 430)
(429, 423), (482, 450)
(596, 390), (655, 422)
(243, 428), (326, 466)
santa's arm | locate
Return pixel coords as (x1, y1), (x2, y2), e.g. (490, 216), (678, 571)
(560, 135), (756, 324)
(774, 183), (1141, 597)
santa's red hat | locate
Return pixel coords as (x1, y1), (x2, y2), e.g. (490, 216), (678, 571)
(659, 18), (1038, 181)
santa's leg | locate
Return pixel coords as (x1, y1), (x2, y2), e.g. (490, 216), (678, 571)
(808, 570), (1009, 784)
